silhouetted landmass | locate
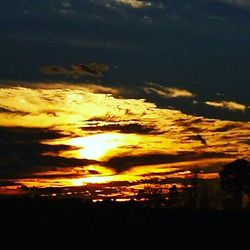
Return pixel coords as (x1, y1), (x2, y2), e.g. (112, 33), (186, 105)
(1, 159), (250, 246)
(0, 196), (250, 245)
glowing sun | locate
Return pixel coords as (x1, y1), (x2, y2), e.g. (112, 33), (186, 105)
(68, 133), (124, 160)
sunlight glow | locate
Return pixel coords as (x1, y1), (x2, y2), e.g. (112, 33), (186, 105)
(67, 133), (124, 160)
(71, 176), (115, 185)
(71, 178), (86, 186)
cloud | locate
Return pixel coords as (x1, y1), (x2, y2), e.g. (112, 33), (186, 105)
(144, 82), (194, 98)
(40, 66), (71, 75)
(0, 180), (18, 187)
(40, 63), (109, 78)
(113, 0), (153, 8)
(0, 127), (98, 179)
(104, 151), (229, 172)
(0, 152), (97, 179)
(205, 100), (247, 111)
(71, 63), (109, 78)
(212, 123), (240, 132)
(0, 126), (64, 141)
(0, 107), (30, 116)
(28, 82), (118, 95)
(92, 0), (164, 9)
(165, 88), (194, 98)
(241, 139), (250, 145)
(0, 84), (119, 127)
(188, 134), (207, 146)
(81, 122), (160, 135)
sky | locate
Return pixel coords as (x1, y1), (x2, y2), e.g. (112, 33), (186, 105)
(0, 0), (249, 199)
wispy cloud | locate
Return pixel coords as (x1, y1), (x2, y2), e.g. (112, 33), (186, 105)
(205, 100), (247, 112)
(113, 0), (153, 8)
(144, 82), (194, 98)
(113, 0), (154, 8)
(91, 0), (164, 9)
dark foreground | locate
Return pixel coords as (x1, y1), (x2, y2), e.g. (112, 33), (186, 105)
(0, 197), (249, 246)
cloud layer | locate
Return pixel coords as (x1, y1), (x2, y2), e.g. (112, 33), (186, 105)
(0, 83), (249, 196)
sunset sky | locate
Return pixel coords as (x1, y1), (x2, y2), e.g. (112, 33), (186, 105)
(0, 0), (249, 199)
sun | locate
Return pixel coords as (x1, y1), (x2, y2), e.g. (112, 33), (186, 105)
(68, 133), (124, 160)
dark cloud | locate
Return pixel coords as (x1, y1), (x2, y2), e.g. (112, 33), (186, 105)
(241, 139), (250, 145)
(73, 63), (109, 76)
(0, 107), (30, 116)
(174, 118), (203, 127)
(25, 173), (82, 180)
(0, 180), (19, 187)
(0, 127), (98, 179)
(212, 124), (240, 132)
(40, 63), (109, 78)
(40, 65), (70, 75)
(82, 122), (160, 134)
(88, 170), (100, 175)
(0, 107), (10, 113)
(187, 134), (207, 145)
(174, 118), (207, 133)
(104, 151), (228, 172)
(0, 152), (97, 180)
(87, 117), (140, 123)
(175, 117), (217, 128)
(0, 126), (62, 141)
(118, 145), (141, 150)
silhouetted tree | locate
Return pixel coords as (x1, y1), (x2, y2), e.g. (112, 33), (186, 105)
(136, 187), (165, 207)
(219, 159), (250, 209)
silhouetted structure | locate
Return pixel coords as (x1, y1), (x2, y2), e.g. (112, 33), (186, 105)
(185, 168), (200, 209)
(168, 185), (179, 207)
(219, 159), (250, 210)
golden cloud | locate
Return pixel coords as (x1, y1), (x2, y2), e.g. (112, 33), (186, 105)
(205, 100), (247, 112)
(144, 82), (194, 98)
